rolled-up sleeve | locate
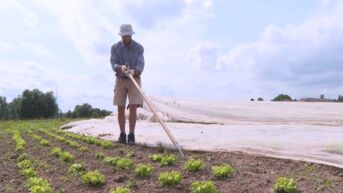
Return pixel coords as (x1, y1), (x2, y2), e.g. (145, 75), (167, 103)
(135, 46), (145, 74)
(110, 45), (119, 72)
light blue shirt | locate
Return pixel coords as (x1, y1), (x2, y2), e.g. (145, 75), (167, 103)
(110, 40), (145, 78)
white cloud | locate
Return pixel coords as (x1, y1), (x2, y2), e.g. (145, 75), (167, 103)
(21, 42), (57, 59)
(0, 60), (57, 93)
(187, 42), (219, 70)
(189, 1), (343, 99)
(0, 41), (13, 51)
(2, 0), (343, 110)
(24, 13), (39, 26)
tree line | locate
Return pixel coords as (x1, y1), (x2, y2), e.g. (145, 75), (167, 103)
(0, 89), (111, 120)
(250, 94), (343, 102)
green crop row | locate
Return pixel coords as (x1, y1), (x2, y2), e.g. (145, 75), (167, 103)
(12, 130), (26, 152)
(40, 129), (81, 148)
(148, 153), (177, 166)
(17, 157), (54, 193)
(55, 129), (113, 149)
(30, 134), (50, 147)
(50, 147), (75, 162)
(13, 135), (53, 193)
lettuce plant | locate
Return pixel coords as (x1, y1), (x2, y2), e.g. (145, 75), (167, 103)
(149, 154), (163, 162)
(273, 177), (297, 193)
(39, 139), (50, 146)
(50, 147), (62, 157)
(21, 167), (37, 177)
(60, 152), (74, 162)
(184, 159), (205, 172)
(27, 177), (53, 193)
(95, 152), (105, 159)
(135, 163), (154, 177)
(159, 171), (182, 186)
(116, 158), (133, 170)
(17, 160), (33, 169)
(191, 181), (217, 193)
(100, 140), (113, 149)
(82, 170), (105, 186)
(110, 187), (131, 193)
(79, 146), (88, 152)
(68, 163), (86, 174)
(212, 164), (235, 179)
(104, 156), (120, 166)
(160, 154), (176, 167)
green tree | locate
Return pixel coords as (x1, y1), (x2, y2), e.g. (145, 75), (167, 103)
(42, 92), (58, 118)
(19, 89), (58, 119)
(338, 95), (343, 102)
(0, 96), (9, 120)
(8, 96), (22, 119)
(272, 94), (292, 101)
(74, 103), (93, 118)
(257, 97), (264, 101)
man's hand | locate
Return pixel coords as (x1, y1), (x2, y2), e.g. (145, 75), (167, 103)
(127, 69), (134, 76)
(114, 65), (128, 73)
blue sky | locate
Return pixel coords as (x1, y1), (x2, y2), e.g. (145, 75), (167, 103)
(1, 0), (343, 111)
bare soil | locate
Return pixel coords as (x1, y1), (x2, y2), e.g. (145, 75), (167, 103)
(0, 130), (342, 193)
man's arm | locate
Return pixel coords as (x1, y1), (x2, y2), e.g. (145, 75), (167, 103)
(134, 46), (145, 75)
(110, 45), (121, 73)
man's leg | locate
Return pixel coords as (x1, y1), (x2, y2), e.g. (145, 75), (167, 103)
(127, 77), (142, 145)
(127, 104), (137, 145)
(118, 105), (126, 133)
(114, 77), (128, 144)
(129, 104), (137, 134)
(117, 105), (127, 144)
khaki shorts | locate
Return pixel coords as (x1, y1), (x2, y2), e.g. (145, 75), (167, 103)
(113, 76), (143, 106)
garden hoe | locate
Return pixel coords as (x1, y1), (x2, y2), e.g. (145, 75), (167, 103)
(124, 67), (185, 158)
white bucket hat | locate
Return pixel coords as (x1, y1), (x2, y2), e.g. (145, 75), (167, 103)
(119, 24), (135, 36)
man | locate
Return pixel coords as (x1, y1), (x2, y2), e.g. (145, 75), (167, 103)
(110, 24), (145, 145)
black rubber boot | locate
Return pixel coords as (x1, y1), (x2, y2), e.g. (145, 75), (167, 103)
(117, 132), (127, 144)
(128, 133), (135, 145)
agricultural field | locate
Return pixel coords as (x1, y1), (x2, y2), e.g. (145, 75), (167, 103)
(0, 119), (342, 193)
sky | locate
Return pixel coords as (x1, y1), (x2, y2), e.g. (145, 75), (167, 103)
(1, 0), (343, 111)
